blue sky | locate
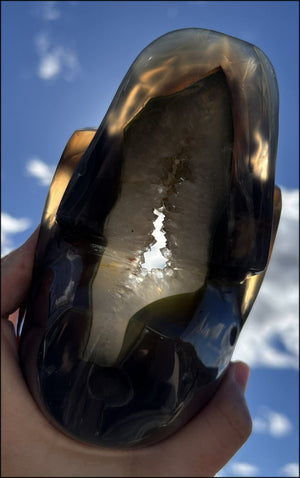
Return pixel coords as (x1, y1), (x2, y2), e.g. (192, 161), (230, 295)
(1, 1), (299, 476)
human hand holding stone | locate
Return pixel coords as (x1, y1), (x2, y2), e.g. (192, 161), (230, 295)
(1, 229), (252, 477)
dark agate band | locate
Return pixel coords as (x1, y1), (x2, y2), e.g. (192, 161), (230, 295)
(19, 28), (281, 448)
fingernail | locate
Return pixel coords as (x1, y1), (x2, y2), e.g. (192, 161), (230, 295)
(234, 361), (250, 394)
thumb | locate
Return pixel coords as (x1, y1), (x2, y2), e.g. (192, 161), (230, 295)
(155, 361), (252, 477)
(1, 227), (39, 318)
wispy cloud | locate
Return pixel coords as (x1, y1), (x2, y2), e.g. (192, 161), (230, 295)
(280, 462), (300, 477)
(1, 212), (31, 257)
(33, 0), (78, 20)
(25, 158), (56, 186)
(229, 462), (259, 476)
(41, 1), (60, 21)
(35, 32), (80, 81)
(214, 469), (226, 477)
(232, 188), (299, 369)
(253, 406), (293, 438)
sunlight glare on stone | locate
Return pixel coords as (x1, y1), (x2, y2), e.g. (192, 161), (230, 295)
(142, 208), (169, 271)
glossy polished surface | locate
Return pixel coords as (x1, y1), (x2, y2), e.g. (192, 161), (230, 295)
(19, 28), (281, 448)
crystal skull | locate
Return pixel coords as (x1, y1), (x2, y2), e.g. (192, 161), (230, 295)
(19, 28), (281, 448)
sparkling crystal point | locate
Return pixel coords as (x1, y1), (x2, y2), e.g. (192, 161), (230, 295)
(19, 28), (281, 448)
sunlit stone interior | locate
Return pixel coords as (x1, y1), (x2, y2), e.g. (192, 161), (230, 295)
(86, 70), (233, 366)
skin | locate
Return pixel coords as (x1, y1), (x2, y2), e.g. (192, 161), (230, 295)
(1, 228), (252, 477)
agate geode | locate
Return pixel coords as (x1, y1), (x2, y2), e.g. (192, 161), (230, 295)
(19, 28), (281, 448)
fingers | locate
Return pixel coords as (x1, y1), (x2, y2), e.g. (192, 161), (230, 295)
(148, 361), (252, 477)
(1, 227), (40, 318)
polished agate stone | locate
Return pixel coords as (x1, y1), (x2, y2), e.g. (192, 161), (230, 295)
(19, 28), (281, 448)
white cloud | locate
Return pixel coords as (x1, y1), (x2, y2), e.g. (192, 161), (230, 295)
(214, 469), (226, 477)
(232, 188), (299, 369)
(32, 1), (78, 21)
(38, 52), (61, 80)
(229, 462), (259, 476)
(280, 463), (300, 477)
(253, 407), (293, 438)
(1, 212), (31, 257)
(41, 1), (60, 21)
(35, 32), (51, 55)
(35, 32), (80, 81)
(25, 158), (56, 186)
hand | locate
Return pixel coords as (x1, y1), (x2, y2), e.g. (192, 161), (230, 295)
(1, 229), (252, 477)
